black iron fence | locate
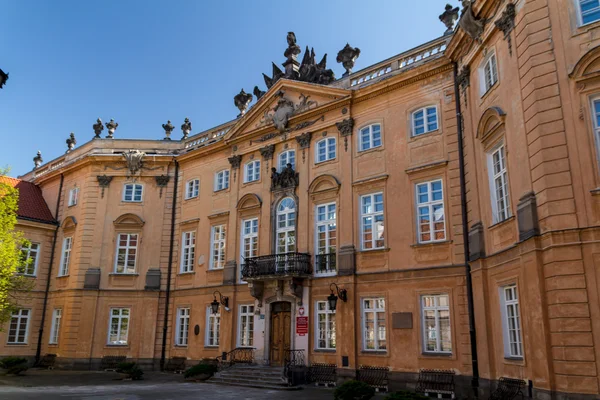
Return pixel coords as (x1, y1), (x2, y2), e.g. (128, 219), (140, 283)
(241, 252), (311, 279)
(357, 365), (389, 391)
(308, 362), (337, 385)
(215, 347), (255, 371)
(315, 253), (337, 274)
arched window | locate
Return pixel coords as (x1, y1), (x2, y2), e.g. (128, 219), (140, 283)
(278, 150), (296, 172)
(276, 197), (296, 255)
(315, 137), (336, 163)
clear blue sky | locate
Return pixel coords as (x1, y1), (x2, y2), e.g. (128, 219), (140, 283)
(1, 0), (451, 177)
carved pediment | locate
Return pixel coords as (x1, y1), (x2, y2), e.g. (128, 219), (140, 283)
(113, 213), (145, 228)
(309, 174), (341, 195)
(477, 106), (506, 141)
(237, 193), (262, 211)
(571, 45), (600, 82)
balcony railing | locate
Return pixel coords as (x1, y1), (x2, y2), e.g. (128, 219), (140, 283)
(315, 253), (336, 275)
(241, 252), (312, 279)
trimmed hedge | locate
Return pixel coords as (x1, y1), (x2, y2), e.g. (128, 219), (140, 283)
(0, 357), (28, 375)
(184, 363), (218, 379)
(116, 362), (143, 380)
(334, 380), (375, 400)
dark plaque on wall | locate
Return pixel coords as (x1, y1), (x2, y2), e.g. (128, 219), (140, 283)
(392, 312), (413, 329)
(194, 325), (200, 336)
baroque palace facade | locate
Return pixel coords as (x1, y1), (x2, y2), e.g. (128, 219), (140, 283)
(4, 0), (600, 398)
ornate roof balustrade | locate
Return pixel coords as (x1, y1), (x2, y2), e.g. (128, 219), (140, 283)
(241, 252), (312, 280)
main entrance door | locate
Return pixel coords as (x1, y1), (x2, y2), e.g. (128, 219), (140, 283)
(269, 301), (291, 366)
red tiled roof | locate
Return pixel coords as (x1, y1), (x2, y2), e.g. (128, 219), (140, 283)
(0, 176), (56, 224)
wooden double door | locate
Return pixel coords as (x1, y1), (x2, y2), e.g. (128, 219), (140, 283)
(269, 302), (291, 366)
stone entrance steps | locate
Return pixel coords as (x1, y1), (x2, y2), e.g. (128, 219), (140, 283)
(209, 365), (301, 391)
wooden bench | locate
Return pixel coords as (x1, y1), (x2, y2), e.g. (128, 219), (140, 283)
(164, 357), (187, 373)
(100, 355), (127, 371)
(489, 377), (526, 400)
(36, 354), (57, 369)
(357, 365), (389, 392)
(415, 369), (455, 399)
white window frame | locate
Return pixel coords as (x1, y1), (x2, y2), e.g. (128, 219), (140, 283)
(412, 106), (439, 136)
(362, 298), (386, 351)
(360, 193), (385, 250)
(214, 170), (230, 191)
(276, 197), (297, 255)
(315, 202), (337, 276)
(358, 124), (382, 152)
(180, 231), (196, 273)
(123, 183), (143, 202)
(175, 307), (190, 346)
(244, 160), (261, 183)
(315, 137), (336, 163)
(20, 241), (40, 276)
(487, 142), (511, 224)
(315, 300), (336, 350)
(7, 309), (30, 344)
(209, 225), (227, 270)
(500, 284), (523, 358)
(237, 304), (255, 347)
(58, 237), (72, 276)
(416, 180), (446, 243)
(68, 187), (79, 207)
(421, 294), (452, 354)
(205, 307), (220, 347)
(480, 50), (499, 96)
(578, 0), (600, 26)
(185, 179), (199, 199)
(590, 96), (600, 171)
(49, 308), (62, 344)
(278, 150), (296, 172)
(107, 308), (130, 345)
(240, 218), (259, 264)
(114, 233), (138, 274)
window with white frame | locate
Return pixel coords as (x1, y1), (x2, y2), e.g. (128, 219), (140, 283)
(185, 179), (199, 199)
(7, 309), (30, 344)
(421, 294), (452, 353)
(108, 308), (130, 345)
(500, 284), (523, 358)
(175, 307), (190, 346)
(278, 150), (296, 171)
(241, 218), (258, 262)
(276, 198), (296, 255)
(480, 51), (498, 95)
(359, 124), (382, 151)
(579, 0), (600, 25)
(210, 225), (226, 270)
(316, 137), (336, 163)
(244, 160), (261, 183)
(591, 97), (600, 167)
(363, 298), (386, 351)
(214, 170), (230, 191)
(360, 193), (384, 250)
(58, 237), (72, 276)
(412, 106), (438, 136)
(416, 180), (446, 243)
(19, 241), (40, 276)
(123, 183), (143, 202)
(180, 231), (196, 273)
(114, 233), (138, 274)
(206, 307), (220, 347)
(315, 203), (337, 275)
(49, 308), (62, 344)
(68, 187), (79, 206)
(488, 143), (511, 223)
(238, 305), (254, 347)
(316, 301), (336, 349)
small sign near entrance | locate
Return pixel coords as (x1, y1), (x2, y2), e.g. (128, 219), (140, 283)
(298, 306), (305, 316)
(296, 316), (308, 336)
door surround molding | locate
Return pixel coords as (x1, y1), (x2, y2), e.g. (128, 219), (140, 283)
(263, 295), (296, 365)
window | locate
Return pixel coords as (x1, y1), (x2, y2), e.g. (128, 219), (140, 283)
(7, 309), (30, 344)
(180, 231), (196, 273)
(241, 218), (258, 262)
(315, 203), (337, 275)
(316, 301), (336, 349)
(481, 51), (498, 95)
(500, 284), (523, 358)
(316, 137), (336, 163)
(108, 308), (130, 345)
(68, 187), (79, 206)
(210, 225), (226, 270)
(276, 198), (296, 255)
(416, 180), (446, 243)
(58, 237), (72, 276)
(278, 150), (296, 171)
(175, 307), (190, 346)
(579, 0), (600, 25)
(360, 193), (384, 250)
(206, 307), (220, 347)
(362, 298), (386, 351)
(214, 170), (230, 191)
(244, 160), (261, 183)
(238, 305), (254, 347)
(114, 233), (138, 274)
(359, 124), (382, 151)
(488, 143), (511, 223)
(123, 183), (143, 202)
(421, 294), (452, 353)
(49, 309), (62, 344)
(412, 106), (438, 136)
(19, 242), (40, 276)
(185, 179), (199, 199)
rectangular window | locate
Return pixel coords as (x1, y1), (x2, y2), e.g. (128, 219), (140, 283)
(19, 242), (40, 276)
(416, 180), (446, 243)
(175, 307), (190, 346)
(363, 298), (386, 351)
(123, 184), (143, 202)
(412, 106), (438, 136)
(206, 307), (220, 347)
(210, 225), (226, 270)
(49, 309), (62, 344)
(488, 143), (511, 223)
(7, 309), (30, 344)
(421, 294), (452, 353)
(360, 193), (384, 250)
(241, 218), (258, 280)
(359, 124), (382, 151)
(482, 52), (498, 94)
(580, 0), (600, 25)
(114, 233), (138, 274)
(238, 305), (254, 347)
(68, 187), (79, 206)
(500, 284), (523, 358)
(180, 231), (196, 273)
(278, 150), (296, 171)
(185, 179), (199, 199)
(108, 308), (130, 345)
(58, 237), (72, 276)
(316, 138), (336, 163)
(214, 170), (230, 191)
(315, 203), (337, 275)
(244, 161), (261, 183)
(316, 301), (336, 349)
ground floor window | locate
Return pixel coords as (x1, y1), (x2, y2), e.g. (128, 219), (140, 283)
(8, 309), (30, 344)
(421, 294), (451, 353)
(108, 308), (130, 345)
(238, 305), (254, 347)
(500, 284), (523, 358)
(49, 308), (62, 344)
(206, 307), (220, 347)
(176, 307), (190, 346)
(316, 301), (336, 349)
(362, 298), (386, 351)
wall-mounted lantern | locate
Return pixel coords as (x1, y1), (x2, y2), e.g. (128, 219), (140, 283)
(211, 290), (229, 314)
(328, 283), (348, 311)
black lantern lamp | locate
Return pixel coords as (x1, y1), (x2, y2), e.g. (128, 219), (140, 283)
(328, 283), (348, 311)
(211, 290), (229, 314)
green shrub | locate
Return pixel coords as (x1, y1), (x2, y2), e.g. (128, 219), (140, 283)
(116, 362), (143, 380)
(0, 357), (28, 375)
(384, 391), (428, 400)
(334, 380), (375, 400)
(184, 363), (218, 379)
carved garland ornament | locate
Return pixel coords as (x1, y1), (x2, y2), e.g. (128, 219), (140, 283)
(335, 117), (355, 151)
(495, 3), (516, 56)
(295, 131), (312, 163)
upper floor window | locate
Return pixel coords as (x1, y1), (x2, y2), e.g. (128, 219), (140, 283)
(58, 237), (72, 276)
(412, 106), (438, 136)
(359, 124), (382, 151)
(244, 160), (261, 183)
(316, 137), (336, 163)
(421, 294), (452, 354)
(180, 231), (196, 273)
(480, 51), (498, 95)
(185, 179), (199, 199)
(210, 225), (227, 270)
(315, 203), (337, 275)
(278, 150), (296, 171)
(214, 170), (230, 191)
(362, 298), (386, 351)
(108, 308), (130, 345)
(360, 193), (384, 250)
(68, 187), (79, 207)
(7, 309), (30, 344)
(500, 284), (523, 358)
(19, 242), (40, 276)
(416, 180), (446, 243)
(114, 233), (138, 274)
(123, 183), (143, 202)
(488, 143), (511, 223)
(579, 0), (600, 25)
(276, 197), (296, 254)
(241, 218), (259, 263)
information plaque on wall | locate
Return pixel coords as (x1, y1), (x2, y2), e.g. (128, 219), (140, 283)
(296, 316), (308, 336)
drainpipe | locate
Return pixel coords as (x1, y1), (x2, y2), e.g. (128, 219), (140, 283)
(453, 62), (480, 396)
(160, 159), (178, 371)
(35, 173), (64, 365)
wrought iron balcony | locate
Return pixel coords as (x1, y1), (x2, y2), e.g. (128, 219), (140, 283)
(241, 252), (312, 280)
(315, 253), (337, 275)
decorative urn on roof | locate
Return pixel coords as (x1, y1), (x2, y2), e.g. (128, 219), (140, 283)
(33, 151), (43, 169)
(439, 4), (459, 35)
(93, 118), (104, 139)
(105, 119), (118, 139)
(336, 43), (361, 77)
(66, 132), (77, 153)
(162, 120), (174, 140)
(234, 89), (253, 118)
(181, 117), (192, 139)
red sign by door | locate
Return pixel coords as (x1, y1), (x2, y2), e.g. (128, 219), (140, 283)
(296, 316), (308, 336)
